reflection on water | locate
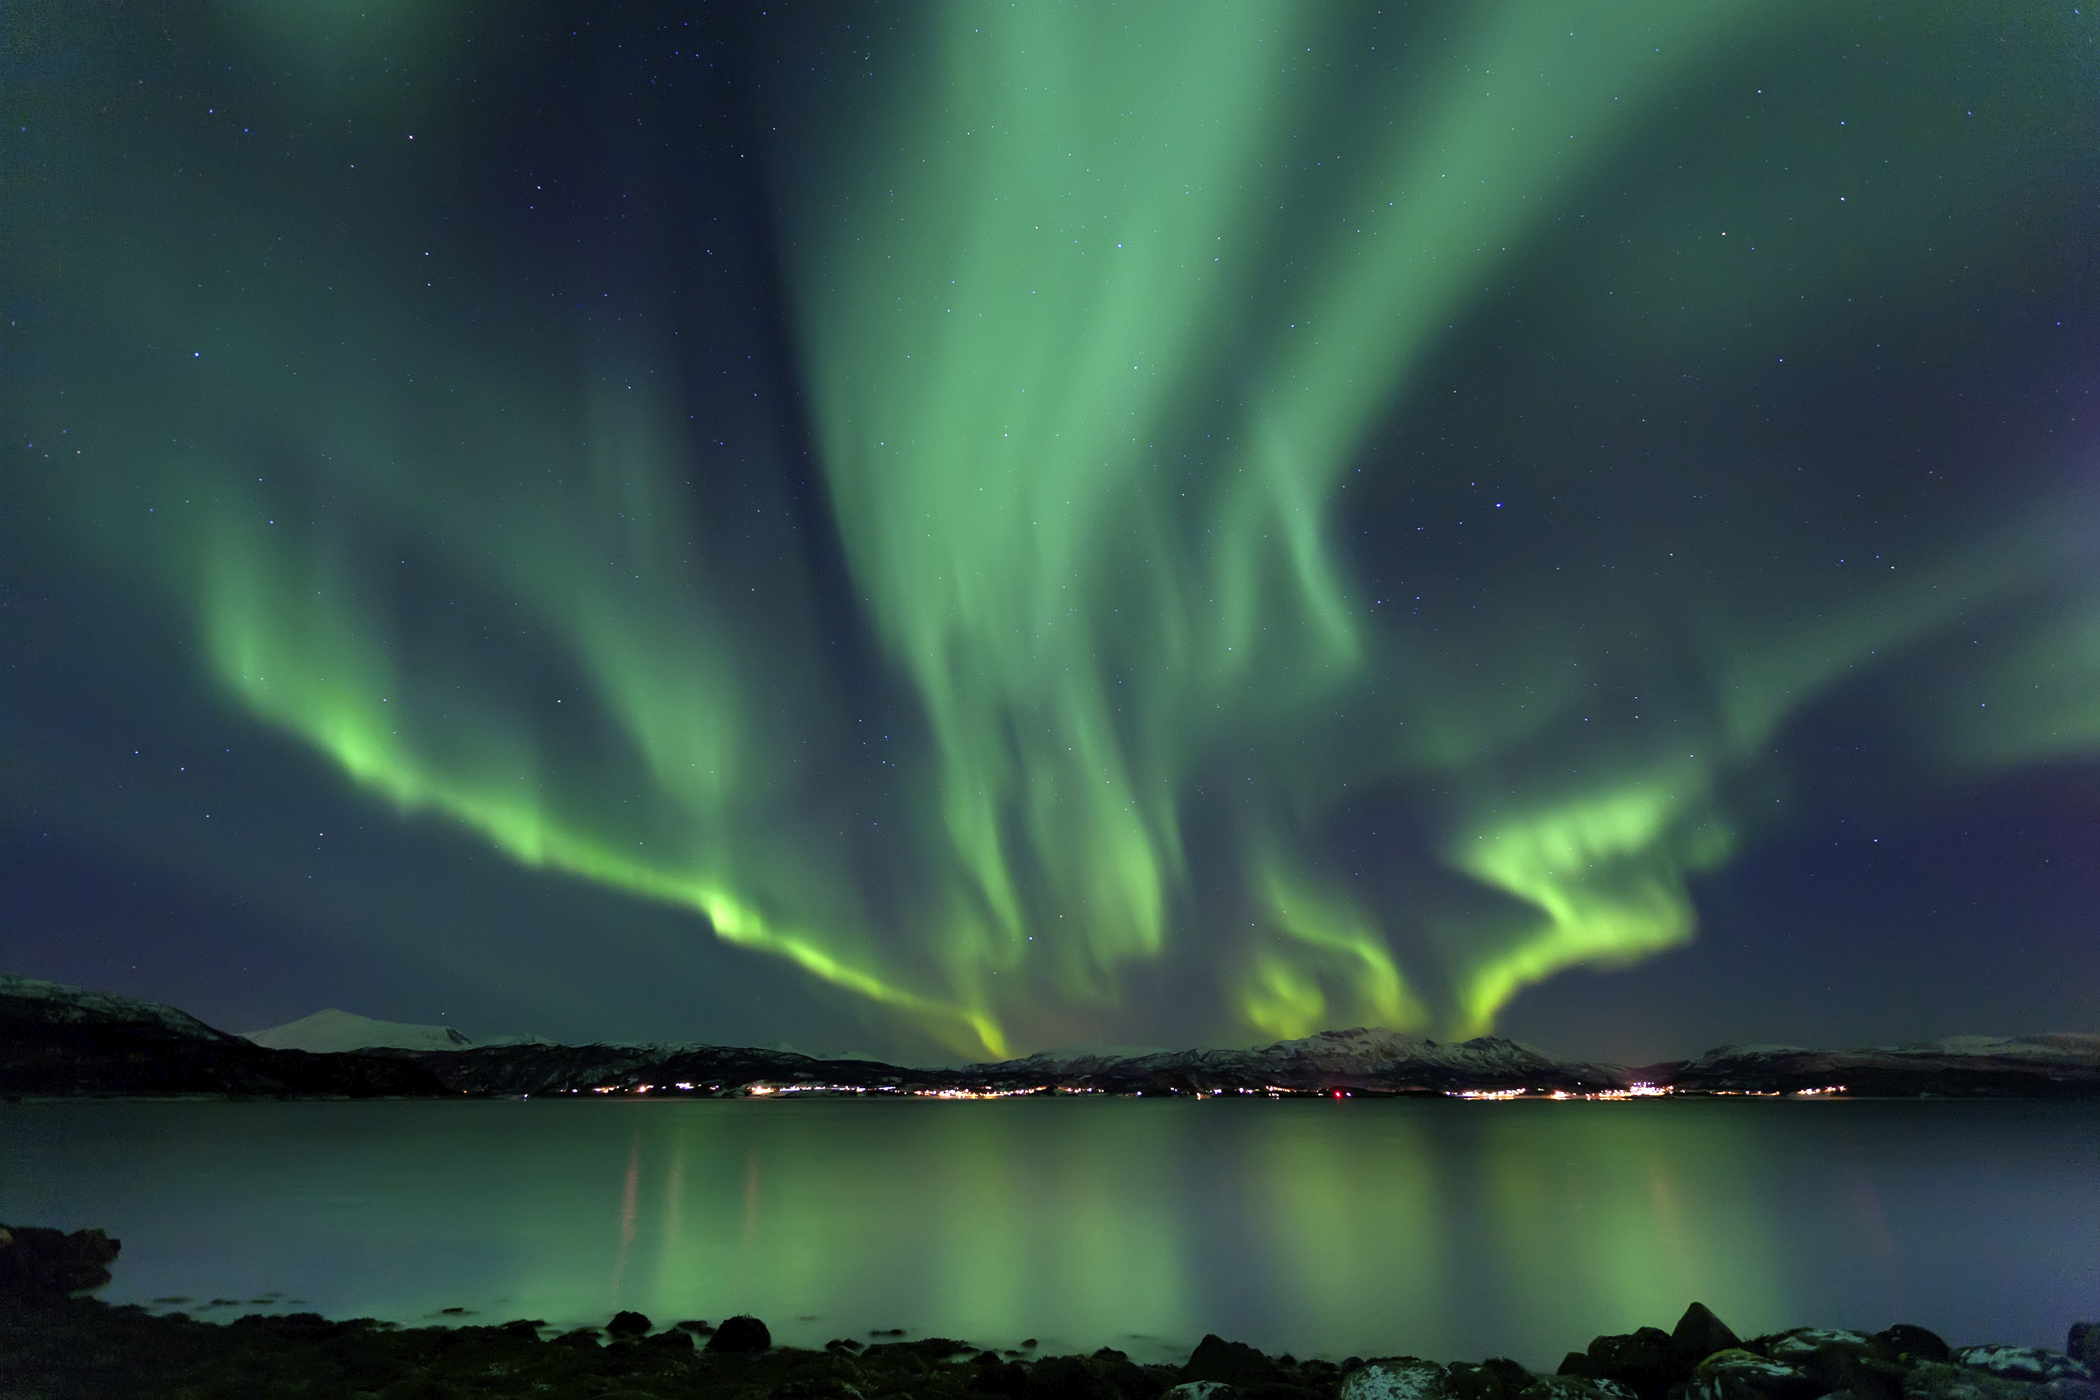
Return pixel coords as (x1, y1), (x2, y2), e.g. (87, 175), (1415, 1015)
(1, 1098), (2091, 1364)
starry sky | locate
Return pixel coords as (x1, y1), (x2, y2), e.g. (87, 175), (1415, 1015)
(3, 1), (2096, 1064)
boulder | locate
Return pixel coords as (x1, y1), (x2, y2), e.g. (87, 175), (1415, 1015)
(1447, 1361), (1508, 1400)
(1162, 1386), (1238, 1400)
(1246, 1386), (1324, 1400)
(1096, 1353), (1167, 1400)
(1342, 1360), (1456, 1400)
(1028, 1354), (1114, 1400)
(773, 1381), (868, 1400)
(1902, 1362), (2038, 1400)
(2040, 1383), (2100, 1400)
(0, 1225), (121, 1295)
(1761, 1331), (1905, 1400)
(707, 1314), (772, 1353)
(1879, 1328), (1953, 1365)
(1673, 1306), (1743, 1368)
(1481, 1360), (1538, 1398)
(1520, 1378), (1638, 1400)
(1187, 1337), (1280, 1389)
(1951, 1348), (2094, 1384)
(975, 1358), (1033, 1398)
(1766, 1331), (1882, 1363)
(605, 1310), (652, 1337)
(1584, 1327), (1688, 1400)
(2071, 1328), (2100, 1372)
(1686, 1349), (1819, 1400)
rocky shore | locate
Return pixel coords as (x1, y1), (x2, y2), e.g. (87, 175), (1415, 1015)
(3, 1226), (2095, 1400)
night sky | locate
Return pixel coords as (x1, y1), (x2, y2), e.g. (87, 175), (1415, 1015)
(4, 2), (2096, 1064)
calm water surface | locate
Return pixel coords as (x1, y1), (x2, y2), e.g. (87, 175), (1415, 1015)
(1, 1098), (2092, 1365)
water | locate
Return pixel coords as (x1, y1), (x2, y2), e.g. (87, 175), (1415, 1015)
(1, 1097), (2092, 1365)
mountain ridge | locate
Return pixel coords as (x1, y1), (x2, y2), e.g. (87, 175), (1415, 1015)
(4, 977), (2096, 1099)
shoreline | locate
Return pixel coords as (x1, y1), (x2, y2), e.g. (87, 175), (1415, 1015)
(11, 979), (2100, 1103)
(3, 1283), (2094, 1400)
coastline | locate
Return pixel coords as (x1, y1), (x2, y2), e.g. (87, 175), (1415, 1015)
(4, 1288), (2096, 1400)
(8, 978), (2100, 1102)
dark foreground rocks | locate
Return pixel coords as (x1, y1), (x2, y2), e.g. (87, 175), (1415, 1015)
(0, 1225), (121, 1297)
(1, 1295), (2095, 1400)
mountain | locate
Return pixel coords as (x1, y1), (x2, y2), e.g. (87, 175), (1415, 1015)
(972, 1027), (1630, 1095)
(1663, 1033), (2100, 1096)
(0, 977), (450, 1097)
(244, 1010), (476, 1053)
(5, 977), (2097, 1098)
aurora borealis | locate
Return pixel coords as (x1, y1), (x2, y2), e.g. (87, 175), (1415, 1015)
(4, 2), (2096, 1060)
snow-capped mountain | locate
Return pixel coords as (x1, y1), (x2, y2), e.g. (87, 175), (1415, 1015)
(244, 1010), (476, 1054)
(981, 1026), (1628, 1093)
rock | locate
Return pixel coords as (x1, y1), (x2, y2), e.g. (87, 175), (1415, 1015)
(1766, 1331), (1881, 1363)
(643, 1328), (694, 1349)
(1761, 1330), (1905, 1400)
(1028, 1354), (1114, 1400)
(2041, 1383), (2100, 1400)
(1879, 1328), (1953, 1365)
(1482, 1360), (1537, 1397)
(1585, 1327), (1688, 1400)
(1675, 1306), (1745, 1367)
(976, 1359), (1033, 1398)
(1245, 1385), (1324, 1400)
(1521, 1378), (1638, 1400)
(708, 1313), (773, 1353)
(1096, 1352), (1167, 1400)
(1686, 1349), (1819, 1400)
(374, 1373), (467, 1400)
(774, 1381), (867, 1400)
(1448, 1361), (1508, 1400)
(496, 1318), (544, 1339)
(917, 1338), (980, 1359)
(1951, 1348), (2093, 1384)
(1902, 1361), (2040, 1400)
(1342, 1360), (1456, 1400)
(0, 1225), (121, 1296)
(1163, 1385), (1238, 1400)
(2071, 1328), (2100, 1372)
(1187, 1336), (1281, 1388)
(606, 1309), (652, 1337)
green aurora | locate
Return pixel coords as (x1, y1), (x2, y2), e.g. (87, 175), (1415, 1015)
(4, 1), (2095, 1056)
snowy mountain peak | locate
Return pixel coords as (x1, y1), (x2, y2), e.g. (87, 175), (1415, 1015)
(243, 1009), (475, 1054)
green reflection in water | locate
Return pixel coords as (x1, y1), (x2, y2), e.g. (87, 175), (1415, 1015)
(1477, 1105), (1780, 1340)
(545, 1101), (1791, 1357)
(8, 1100), (2096, 1360)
